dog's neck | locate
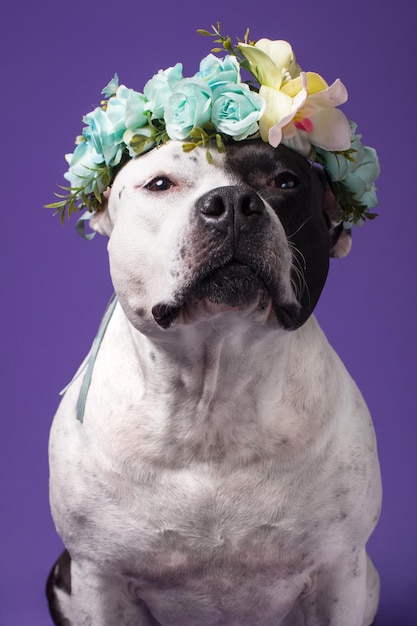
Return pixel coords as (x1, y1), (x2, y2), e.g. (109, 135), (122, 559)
(93, 303), (334, 469)
(129, 308), (292, 402)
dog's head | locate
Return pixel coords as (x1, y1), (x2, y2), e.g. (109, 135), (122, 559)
(90, 139), (350, 334)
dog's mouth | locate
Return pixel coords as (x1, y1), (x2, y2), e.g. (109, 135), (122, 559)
(152, 261), (299, 329)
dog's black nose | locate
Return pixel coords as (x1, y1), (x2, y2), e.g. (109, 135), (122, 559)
(196, 186), (265, 232)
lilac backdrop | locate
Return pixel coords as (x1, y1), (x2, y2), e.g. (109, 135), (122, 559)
(1, 1), (416, 624)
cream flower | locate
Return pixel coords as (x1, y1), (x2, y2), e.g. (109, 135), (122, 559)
(272, 72), (352, 156)
(240, 40), (351, 156)
(239, 40), (301, 145)
(238, 39), (300, 88)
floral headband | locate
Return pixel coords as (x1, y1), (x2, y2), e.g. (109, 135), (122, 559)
(47, 24), (380, 231)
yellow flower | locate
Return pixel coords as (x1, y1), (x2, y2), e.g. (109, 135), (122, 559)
(239, 39), (301, 143)
(239, 40), (352, 156)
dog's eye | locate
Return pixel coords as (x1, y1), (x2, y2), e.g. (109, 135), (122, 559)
(145, 177), (175, 192)
(271, 172), (299, 190)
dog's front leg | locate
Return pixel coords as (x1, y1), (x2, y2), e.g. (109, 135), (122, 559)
(299, 550), (379, 626)
(70, 560), (158, 626)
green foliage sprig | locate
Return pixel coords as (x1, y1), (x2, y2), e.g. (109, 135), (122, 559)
(45, 164), (113, 225)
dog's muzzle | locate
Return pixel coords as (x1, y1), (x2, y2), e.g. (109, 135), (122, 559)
(152, 185), (299, 329)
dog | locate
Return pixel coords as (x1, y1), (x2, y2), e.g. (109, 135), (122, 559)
(47, 139), (381, 626)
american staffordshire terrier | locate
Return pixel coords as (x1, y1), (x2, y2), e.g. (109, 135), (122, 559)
(47, 139), (381, 626)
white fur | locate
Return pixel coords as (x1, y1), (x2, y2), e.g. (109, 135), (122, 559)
(49, 142), (381, 626)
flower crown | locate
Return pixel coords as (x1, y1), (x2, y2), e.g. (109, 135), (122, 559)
(47, 24), (380, 231)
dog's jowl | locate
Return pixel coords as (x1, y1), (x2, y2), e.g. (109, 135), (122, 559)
(47, 139), (381, 626)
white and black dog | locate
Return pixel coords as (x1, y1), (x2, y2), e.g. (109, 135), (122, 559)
(47, 139), (381, 626)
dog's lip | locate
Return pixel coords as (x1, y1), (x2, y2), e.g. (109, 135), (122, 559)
(152, 302), (182, 329)
(152, 300), (299, 330)
(152, 261), (300, 329)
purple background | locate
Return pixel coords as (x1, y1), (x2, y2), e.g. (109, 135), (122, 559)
(1, 0), (416, 624)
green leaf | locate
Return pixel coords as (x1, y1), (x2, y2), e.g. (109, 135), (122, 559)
(102, 170), (111, 187)
(45, 200), (67, 209)
(239, 60), (252, 73)
(223, 37), (233, 51)
(93, 180), (102, 203)
(130, 134), (156, 154)
(189, 127), (205, 140)
(215, 134), (225, 152)
(182, 142), (197, 152)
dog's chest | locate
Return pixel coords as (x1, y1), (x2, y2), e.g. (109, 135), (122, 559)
(84, 461), (305, 558)
(78, 462), (317, 623)
(76, 449), (335, 572)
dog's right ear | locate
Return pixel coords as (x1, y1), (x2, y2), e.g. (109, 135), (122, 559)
(316, 166), (352, 259)
(322, 185), (352, 258)
(89, 188), (113, 237)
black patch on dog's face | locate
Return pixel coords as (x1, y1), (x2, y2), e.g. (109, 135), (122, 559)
(224, 141), (331, 329)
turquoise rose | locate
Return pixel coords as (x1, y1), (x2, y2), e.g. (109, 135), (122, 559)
(83, 86), (147, 166)
(344, 145), (380, 204)
(83, 107), (121, 166)
(211, 83), (265, 140)
(195, 54), (240, 89)
(317, 122), (380, 223)
(113, 85), (148, 130)
(101, 73), (119, 98)
(143, 63), (183, 119)
(64, 141), (105, 194)
(320, 148), (350, 181)
(164, 78), (212, 140)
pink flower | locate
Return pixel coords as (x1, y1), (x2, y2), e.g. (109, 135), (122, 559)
(268, 72), (352, 157)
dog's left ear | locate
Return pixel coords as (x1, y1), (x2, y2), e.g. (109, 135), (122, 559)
(88, 188), (113, 237)
(317, 168), (352, 258)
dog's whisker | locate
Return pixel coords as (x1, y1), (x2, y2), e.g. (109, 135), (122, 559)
(288, 242), (310, 306)
(288, 242), (307, 271)
(287, 215), (314, 240)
